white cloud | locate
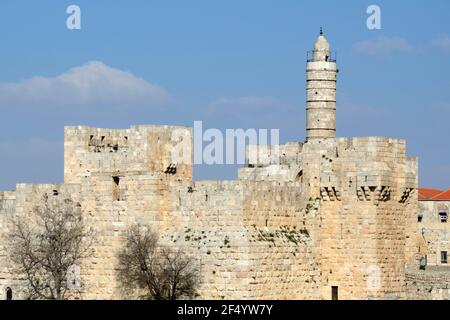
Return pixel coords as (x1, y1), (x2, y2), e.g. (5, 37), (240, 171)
(353, 36), (415, 56)
(431, 34), (450, 53)
(0, 61), (170, 110)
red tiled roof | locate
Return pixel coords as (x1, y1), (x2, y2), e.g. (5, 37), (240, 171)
(430, 189), (450, 201)
(418, 188), (444, 201)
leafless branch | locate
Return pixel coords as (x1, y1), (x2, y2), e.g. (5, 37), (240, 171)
(8, 197), (95, 300)
(117, 224), (199, 300)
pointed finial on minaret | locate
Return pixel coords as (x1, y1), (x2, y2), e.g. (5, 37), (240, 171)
(320, 27), (323, 36)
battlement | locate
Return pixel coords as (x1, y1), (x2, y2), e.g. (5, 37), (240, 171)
(244, 142), (303, 167)
(14, 182), (81, 196)
(239, 136), (416, 189)
(64, 125), (193, 183)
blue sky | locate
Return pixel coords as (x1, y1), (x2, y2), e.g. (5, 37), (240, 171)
(0, 0), (449, 190)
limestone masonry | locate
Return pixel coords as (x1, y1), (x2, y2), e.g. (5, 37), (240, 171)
(1, 32), (449, 300)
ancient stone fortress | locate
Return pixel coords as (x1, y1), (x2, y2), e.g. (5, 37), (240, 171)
(0, 32), (448, 300)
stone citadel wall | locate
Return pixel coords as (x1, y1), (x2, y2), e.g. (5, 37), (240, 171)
(0, 123), (425, 300)
(1, 126), (323, 299)
(0, 123), (428, 300)
(241, 136), (418, 299)
(406, 268), (450, 300)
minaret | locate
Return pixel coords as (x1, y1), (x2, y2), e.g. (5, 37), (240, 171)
(306, 29), (338, 140)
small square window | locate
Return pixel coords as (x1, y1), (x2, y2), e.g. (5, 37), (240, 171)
(439, 212), (448, 223)
(441, 251), (448, 264)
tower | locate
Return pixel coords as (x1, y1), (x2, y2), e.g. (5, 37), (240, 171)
(306, 29), (338, 140)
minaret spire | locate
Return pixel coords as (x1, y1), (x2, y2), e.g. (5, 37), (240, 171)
(305, 32), (338, 141)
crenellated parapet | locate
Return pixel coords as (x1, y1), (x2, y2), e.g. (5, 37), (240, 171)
(64, 125), (193, 184)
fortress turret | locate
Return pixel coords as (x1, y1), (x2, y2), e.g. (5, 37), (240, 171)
(306, 29), (337, 140)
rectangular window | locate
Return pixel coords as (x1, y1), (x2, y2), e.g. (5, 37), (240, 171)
(441, 251), (448, 264)
(439, 212), (448, 223)
(418, 214), (423, 223)
(331, 286), (338, 300)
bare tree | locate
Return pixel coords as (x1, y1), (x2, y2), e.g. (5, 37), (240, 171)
(117, 225), (199, 300)
(8, 197), (94, 300)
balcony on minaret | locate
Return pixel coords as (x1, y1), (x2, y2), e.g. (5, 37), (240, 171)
(307, 50), (336, 63)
